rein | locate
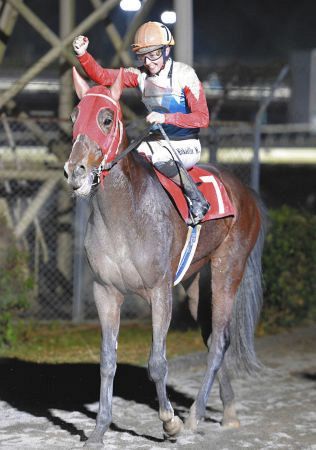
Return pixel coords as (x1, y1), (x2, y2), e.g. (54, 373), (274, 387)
(92, 125), (152, 185)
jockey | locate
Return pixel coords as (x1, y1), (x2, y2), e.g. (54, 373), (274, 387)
(73, 21), (210, 224)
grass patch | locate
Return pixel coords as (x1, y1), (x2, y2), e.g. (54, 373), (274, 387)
(0, 321), (205, 366)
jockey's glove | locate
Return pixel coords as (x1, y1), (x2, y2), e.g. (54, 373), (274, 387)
(146, 112), (165, 125)
(73, 35), (89, 56)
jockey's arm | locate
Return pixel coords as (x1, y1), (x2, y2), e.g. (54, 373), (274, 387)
(164, 69), (209, 129)
(77, 52), (139, 88)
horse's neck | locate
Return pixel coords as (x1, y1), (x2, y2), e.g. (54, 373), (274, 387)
(93, 153), (160, 229)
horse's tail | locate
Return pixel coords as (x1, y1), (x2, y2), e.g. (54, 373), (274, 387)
(227, 193), (268, 374)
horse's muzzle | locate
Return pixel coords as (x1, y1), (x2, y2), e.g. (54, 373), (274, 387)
(71, 167), (87, 190)
(64, 135), (102, 194)
(64, 160), (86, 189)
(73, 164), (86, 179)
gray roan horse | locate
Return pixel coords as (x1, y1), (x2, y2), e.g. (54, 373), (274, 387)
(64, 68), (266, 447)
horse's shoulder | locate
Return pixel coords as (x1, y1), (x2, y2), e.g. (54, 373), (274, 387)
(127, 151), (164, 189)
(132, 151), (155, 174)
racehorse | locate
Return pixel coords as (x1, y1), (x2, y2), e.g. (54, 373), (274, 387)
(64, 68), (267, 447)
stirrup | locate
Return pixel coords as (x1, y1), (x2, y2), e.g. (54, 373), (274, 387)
(186, 197), (210, 225)
(192, 204), (210, 224)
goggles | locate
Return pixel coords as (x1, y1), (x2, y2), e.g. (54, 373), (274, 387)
(136, 47), (163, 63)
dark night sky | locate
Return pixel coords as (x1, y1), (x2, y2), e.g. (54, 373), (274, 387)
(3, 0), (316, 70)
(195, 0), (316, 64)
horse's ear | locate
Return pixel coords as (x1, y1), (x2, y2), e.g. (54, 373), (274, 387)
(110, 68), (124, 102)
(72, 67), (89, 99)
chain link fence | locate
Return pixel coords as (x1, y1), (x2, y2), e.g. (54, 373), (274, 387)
(1, 115), (315, 321)
(0, 116), (73, 319)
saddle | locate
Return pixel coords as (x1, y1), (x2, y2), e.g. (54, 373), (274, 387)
(153, 165), (236, 224)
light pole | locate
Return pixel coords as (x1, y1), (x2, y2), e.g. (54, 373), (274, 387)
(174, 0), (193, 66)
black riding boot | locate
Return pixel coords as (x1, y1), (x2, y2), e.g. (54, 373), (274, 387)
(177, 165), (210, 224)
(154, 160), (210, 225)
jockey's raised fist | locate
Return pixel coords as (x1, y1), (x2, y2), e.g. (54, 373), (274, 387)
(73, 35), (89, 56)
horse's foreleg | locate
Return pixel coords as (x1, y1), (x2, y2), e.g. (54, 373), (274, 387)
(218, 360), (240, 428)
(85, 282), (123, 447)
(148, 285), (184, 437)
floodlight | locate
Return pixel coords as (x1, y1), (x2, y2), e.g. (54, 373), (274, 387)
(120, 0), (141, 12)
(161, 11), (176, 24)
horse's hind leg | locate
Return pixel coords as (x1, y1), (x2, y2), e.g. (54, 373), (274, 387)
(218, 361), (240, 428)
(186, 253), (246, 432)
(183, 271), (240, 429)
(85, 282), (123, 447)
(182, 272), (200, 321)
(148, 284), (184, 437)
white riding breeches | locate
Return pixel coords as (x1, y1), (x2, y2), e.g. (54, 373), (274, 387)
(137, 138), (201, 170)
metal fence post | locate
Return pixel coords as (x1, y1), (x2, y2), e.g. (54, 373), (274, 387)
(251, 65), (289, 192)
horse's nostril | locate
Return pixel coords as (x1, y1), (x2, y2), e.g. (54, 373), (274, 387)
(74, 165), (86, 177)
(64, 168), (68, 179)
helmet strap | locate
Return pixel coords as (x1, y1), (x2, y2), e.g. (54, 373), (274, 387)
(162, 46), (169, 64)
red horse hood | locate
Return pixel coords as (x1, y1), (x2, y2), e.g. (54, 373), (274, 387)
(72, 85), (124, 163)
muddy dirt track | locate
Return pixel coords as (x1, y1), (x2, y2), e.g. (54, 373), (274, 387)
(1, 325), (315, 450)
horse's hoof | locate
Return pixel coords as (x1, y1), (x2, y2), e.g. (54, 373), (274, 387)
(83, 444), (104, 449)
(222, 418), (240, 429)
(163, 416), (184, 437)
(222, 403), (240, 429)
(84, 442), (104, 449)
(184, 415), (198, 432)
(84, 435), (104, 449)
(185, 402), (199, 432)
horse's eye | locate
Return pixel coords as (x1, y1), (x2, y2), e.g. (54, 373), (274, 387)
(98, 109), (114, 130)
(103, 118), (112, 127)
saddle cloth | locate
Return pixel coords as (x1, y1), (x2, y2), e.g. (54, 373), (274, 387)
(154, 165), (236, 223)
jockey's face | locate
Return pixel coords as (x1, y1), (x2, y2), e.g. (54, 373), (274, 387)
(142, 46), (171, 75)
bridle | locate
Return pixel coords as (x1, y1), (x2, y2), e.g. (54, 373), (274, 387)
(72, 89), (152, 186)
(91, 125), (153, 186)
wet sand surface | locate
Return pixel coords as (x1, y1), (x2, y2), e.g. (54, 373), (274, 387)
(1, 325), (315, 449)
